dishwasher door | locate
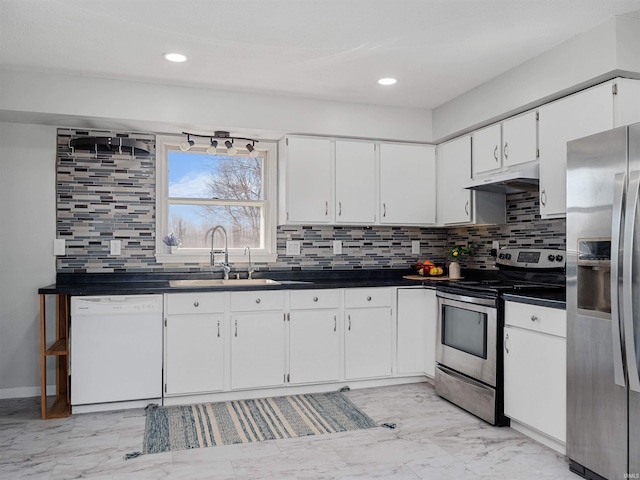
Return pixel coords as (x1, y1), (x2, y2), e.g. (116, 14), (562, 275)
(70, 295), (163, 406)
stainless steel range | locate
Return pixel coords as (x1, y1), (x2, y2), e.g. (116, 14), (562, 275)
(434, 248), (565, 426)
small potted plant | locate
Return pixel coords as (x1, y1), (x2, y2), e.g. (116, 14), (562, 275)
(445, 243), (474, 279)
(163, 233), (181, 253)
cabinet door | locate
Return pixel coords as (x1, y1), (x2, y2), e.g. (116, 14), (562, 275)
(289, 310), (340, 384)
(231, 312), (285, 390)
(614, 78), (640, 127)
(502, 110), (538, 168)
(436, 136), (472, 224)
(380, 144), (436, 225)
(538, 82), (614, 218)
(345, 307), (392, 380)
(472, 123), (501, 175)
(397, 288), (437, 376)
(165, 314), (224, 395)
(335, 140), (376, 224)
(503, 325), (566, 442)
(285, 137), (332, 223)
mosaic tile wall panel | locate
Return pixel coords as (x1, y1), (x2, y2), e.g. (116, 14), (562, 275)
(56, 130), (565, 273)
(446, 191), (566, 270)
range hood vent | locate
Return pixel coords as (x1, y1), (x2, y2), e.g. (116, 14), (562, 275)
(464, 162), (539, 194)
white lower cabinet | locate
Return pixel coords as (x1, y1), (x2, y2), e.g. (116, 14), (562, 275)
(230, 291), (286, 390)
(164, 293), (225, 396)
(503, 301), (566, 452)
(288, 289), (340, 385)
(397, 287), (437, 377)
(344, 288), (393, 380)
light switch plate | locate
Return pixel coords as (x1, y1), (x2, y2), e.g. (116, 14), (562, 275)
(110, 240), (121, 255)
(333, 240), (342, 255)
(286, 240), (301, 256)
(53, 239), (66, 256)
(411, 240), (421, 254)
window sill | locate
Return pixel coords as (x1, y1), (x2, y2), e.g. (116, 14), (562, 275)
(155, 251), (278, 265)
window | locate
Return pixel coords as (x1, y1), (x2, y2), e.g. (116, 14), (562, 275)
(156, 136), (277, 264)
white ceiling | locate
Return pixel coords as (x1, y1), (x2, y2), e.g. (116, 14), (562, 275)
(2, 0), (640, 110)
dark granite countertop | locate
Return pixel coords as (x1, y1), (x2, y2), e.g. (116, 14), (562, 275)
(501, 290), (566, 310)
(38, 269), (437, 295)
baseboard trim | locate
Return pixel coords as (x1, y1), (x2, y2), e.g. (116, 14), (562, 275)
(0, 385), (55, 400)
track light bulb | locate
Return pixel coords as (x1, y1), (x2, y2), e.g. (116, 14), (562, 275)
(180, 139), (194, 152)
(225, 140), (237, 155)
(207, 139), (218, 155)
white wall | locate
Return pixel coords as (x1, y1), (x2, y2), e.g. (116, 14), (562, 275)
(432, 16), (640, 141)
(0, 70), (433, 143)
(0, 122), (57, 398)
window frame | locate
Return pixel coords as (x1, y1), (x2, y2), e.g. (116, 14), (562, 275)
(155, 135), (278, 265)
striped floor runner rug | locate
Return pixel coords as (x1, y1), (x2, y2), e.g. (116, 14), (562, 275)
(143, 392), (378, 454)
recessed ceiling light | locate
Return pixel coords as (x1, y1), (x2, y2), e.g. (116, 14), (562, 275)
(163, 53), (187, 63)
(378, 78), (397, 86)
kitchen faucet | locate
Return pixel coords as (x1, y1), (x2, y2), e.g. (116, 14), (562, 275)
(207, 225), (231, 280)
(244, 246), (255, 279)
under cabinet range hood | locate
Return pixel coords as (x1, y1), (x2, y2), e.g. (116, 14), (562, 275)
(464, 162), (539, 194)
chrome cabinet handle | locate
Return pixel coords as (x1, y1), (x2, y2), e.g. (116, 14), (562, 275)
(334, 315), (337, 332)
(493, 145), (498, 161)
(348, 315), (351, 331)
(503, 142), (509, 160)
(339, 202), (342, 216)
(325, 201), (328, 216)
(530, 315), (538, 322)
(217, 320), (220, 338)
(313, 296), (318, 302)
(611, 172), (626, 387)
(255, 298), (261, 304)
(505, 333), (510, 354)
(464, 200), (469, 215)
(194, 301), (199, 307)
(540, 189), (547, 207)
(383, 203), (386, 217)
(366, 296), (372, 301)
(234, 319), (238, 337)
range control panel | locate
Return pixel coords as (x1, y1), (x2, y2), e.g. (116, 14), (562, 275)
(495, 248), (565, 269)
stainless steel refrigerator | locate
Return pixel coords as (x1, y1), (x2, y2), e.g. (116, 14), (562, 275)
(567, 123), (640, 480)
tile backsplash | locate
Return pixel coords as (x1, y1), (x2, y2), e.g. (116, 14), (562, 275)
(56, 129), (565, 273)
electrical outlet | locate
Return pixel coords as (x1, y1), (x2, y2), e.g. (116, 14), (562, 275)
(286, 240), (301, 256)
(110, 240), (121, 255)
(333, 240), (342, 255)
(411, 240), (420, 254)
(53, 239), (66, 256)
(492, 241), (500, 250)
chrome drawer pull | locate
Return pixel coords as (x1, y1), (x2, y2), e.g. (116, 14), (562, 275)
(256, 298), (261, 304)
(367, 296), (372, 301)
(531, 315), (539, 322)
(313, 296), (318, 302)
(194, 301), (199, 307)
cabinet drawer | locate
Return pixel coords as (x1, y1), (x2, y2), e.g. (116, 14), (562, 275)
(505, 301), (566, 337)
(290, 289), (340, 310)
(230, 291), (285, 312)
(344, 288), (391, 308)
(166, 292), (225, 315)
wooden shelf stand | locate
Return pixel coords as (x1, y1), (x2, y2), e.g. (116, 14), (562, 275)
(40, 294), (70, 419)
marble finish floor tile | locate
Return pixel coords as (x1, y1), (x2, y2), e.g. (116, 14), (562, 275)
(0, 383), (580, 480)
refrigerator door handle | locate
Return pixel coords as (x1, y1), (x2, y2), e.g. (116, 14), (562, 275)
(612, 172), (627, 387)
(623, 171), (640, 392)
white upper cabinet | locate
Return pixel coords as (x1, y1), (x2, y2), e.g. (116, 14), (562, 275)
(538, 82), (614, 218)
(335, 140), (376, 224)
(502, 110), (538, 168)
(472, 110), (537, 177)
(279, 136), (332, 224)
(379, 143), (436, 225)
(472, 123), (502, 175)
(614, 78), (640, 128)
(437, 136), (472, 224)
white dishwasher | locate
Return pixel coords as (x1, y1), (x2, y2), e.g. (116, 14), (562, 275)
(70, 295), (163, 413)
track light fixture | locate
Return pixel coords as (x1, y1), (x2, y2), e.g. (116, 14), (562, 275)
(180, 131), (258, 156)
(180, 134), (195, 152)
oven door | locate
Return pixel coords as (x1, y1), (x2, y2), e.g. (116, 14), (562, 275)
(436, 291), (497, 387)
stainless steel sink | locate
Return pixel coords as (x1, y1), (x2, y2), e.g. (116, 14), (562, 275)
(169, 278), (280, 288)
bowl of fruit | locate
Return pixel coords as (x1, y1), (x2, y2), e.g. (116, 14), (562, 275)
(416, 260), (444, 276)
